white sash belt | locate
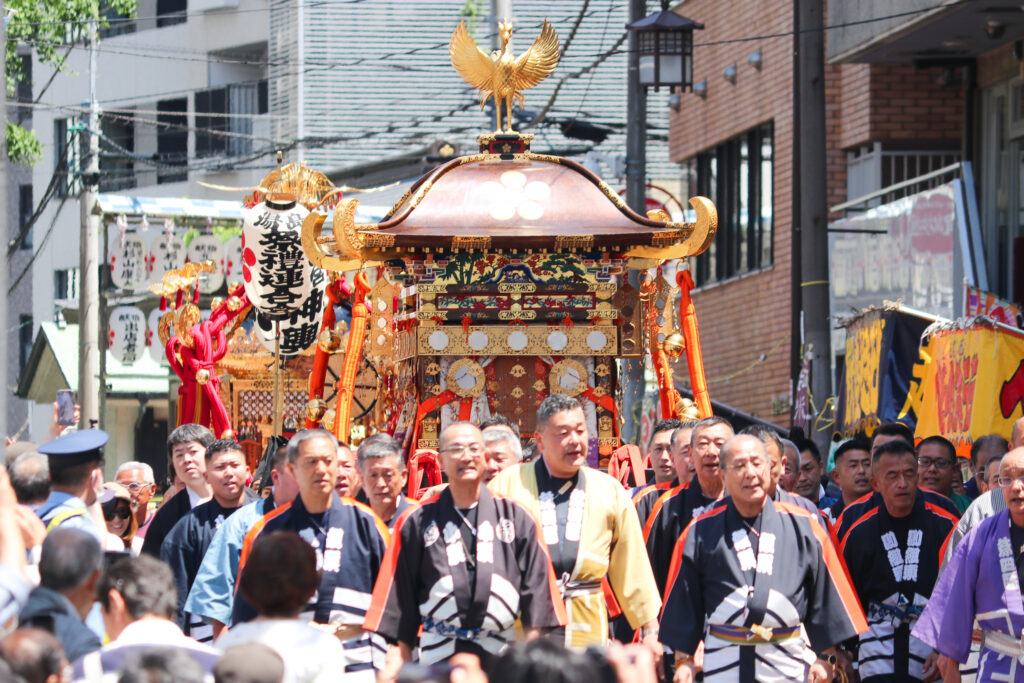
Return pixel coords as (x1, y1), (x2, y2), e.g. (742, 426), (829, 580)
(982, 630), (1024, 662)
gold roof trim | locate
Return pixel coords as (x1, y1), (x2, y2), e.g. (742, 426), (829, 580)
(452, 235), (492, 250)
(625, 197), (718, 262)
(554, 235), (594, 250)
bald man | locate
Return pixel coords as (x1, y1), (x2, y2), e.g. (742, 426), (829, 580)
(915, 447), (1024, 680)
(1013, 417), (1024, 449)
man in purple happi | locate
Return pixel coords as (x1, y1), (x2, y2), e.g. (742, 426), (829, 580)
(914, 446), (1024, 681)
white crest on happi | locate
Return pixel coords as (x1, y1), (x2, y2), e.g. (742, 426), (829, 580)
(109, 305), (146, 365)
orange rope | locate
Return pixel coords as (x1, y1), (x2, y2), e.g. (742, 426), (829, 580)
(305, 278), (342, 428)
(353, 271), (371, 305)
(677, 270), (712, 418)
(642, 280), (677, 420)
(334, 303), (368, 442)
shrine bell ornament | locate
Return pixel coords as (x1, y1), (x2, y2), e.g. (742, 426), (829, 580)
(241, 194), (324, 322)
(109, 305), (146, 365)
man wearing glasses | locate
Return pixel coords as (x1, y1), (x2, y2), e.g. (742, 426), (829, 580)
(489, 394), (661, 655)
(662, 434), (865, 683)
(365, 422), (564, 674)
(115, 461), (158, 541)
(834, 423), (960, 542)
(917, 436), (971, 513)
(840, 440), (959, 682)
(914, 447), (1024, 680)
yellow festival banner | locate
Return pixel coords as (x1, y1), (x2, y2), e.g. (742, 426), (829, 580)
(836, 308), (932, 437)
(901, 319), (1024, 453)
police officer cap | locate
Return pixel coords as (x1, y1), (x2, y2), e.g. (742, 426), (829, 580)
(38, 429), (108, 470)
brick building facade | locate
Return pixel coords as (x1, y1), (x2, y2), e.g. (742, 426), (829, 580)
(667, 0), (964, 427)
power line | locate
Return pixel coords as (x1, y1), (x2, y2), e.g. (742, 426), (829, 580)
(5, 0), (371, 29)
(15, 11), (607, 71)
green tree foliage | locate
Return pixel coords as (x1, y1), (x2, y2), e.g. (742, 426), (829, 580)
(5, 0), (137, 164)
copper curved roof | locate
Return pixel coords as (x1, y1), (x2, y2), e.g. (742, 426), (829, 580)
(358, 152), (689, 250)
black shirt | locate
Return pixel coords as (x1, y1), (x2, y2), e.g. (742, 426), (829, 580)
(1011, 522), (1024, 590)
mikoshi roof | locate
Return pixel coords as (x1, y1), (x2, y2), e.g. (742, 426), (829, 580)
(302, 138), (717, 270)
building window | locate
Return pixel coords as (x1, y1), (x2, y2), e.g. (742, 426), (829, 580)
(98, 2), (136, 38)
(18, 315), (32, 373)
(684, 122), (774, 286)
(156, 0), (187, 27)
(53, 118), (83, 198)
(54, 268), (80, 302)
(156, 98), (188, 184)
(195, 82), (264, 159)
(194, 87), (228, 158)
(17, 184), (32, 250)
(100, 113), (135, 192)
(16, 54), (31, 105)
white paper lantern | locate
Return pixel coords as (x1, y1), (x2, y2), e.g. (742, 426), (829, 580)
(252, 267), (326, 357)
(241, 196), (323, 322)
(187, 235), (225, 293)
(149, 233), (186, 280)
(222, 236), (242, 283)
(109, 233), (148, 291)
(146, 307), (170, 366)
(109, 306), (146, 365)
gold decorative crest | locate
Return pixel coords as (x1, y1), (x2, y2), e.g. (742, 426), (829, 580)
(549, 359), (588, 397)
(446, 359), (486, 398)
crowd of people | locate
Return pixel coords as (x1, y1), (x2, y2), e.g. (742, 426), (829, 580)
(1, 395), (1023, 683)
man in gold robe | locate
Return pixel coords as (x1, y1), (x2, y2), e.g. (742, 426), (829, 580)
(489, 394), (661, 654)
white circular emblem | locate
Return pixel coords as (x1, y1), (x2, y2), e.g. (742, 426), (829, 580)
(507, 330), (528, 351)
(423, 522), (441, 547)
(428, 330), (450, 351)
(468, 330), (489, 351)
(586, 330), (608, 351)
(547, 330), (568, 351)
(498, 518), (515, 543)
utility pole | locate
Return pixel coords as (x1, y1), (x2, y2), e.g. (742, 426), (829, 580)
(793, 0), (831, 445)
(490, 0), (511, 48)
(0, 0), (8, 438)
(625, 0), (648, 215)
(622, 0), (647, 445)
(79, 15), (101, 429)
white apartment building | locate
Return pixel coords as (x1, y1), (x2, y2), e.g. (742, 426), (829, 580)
(19, 0), (678, 475)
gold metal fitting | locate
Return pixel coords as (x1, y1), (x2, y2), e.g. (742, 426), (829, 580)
(662, 333), (686, 358)
(318, 328), (344, 354)
(306, 398), (328, 422)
